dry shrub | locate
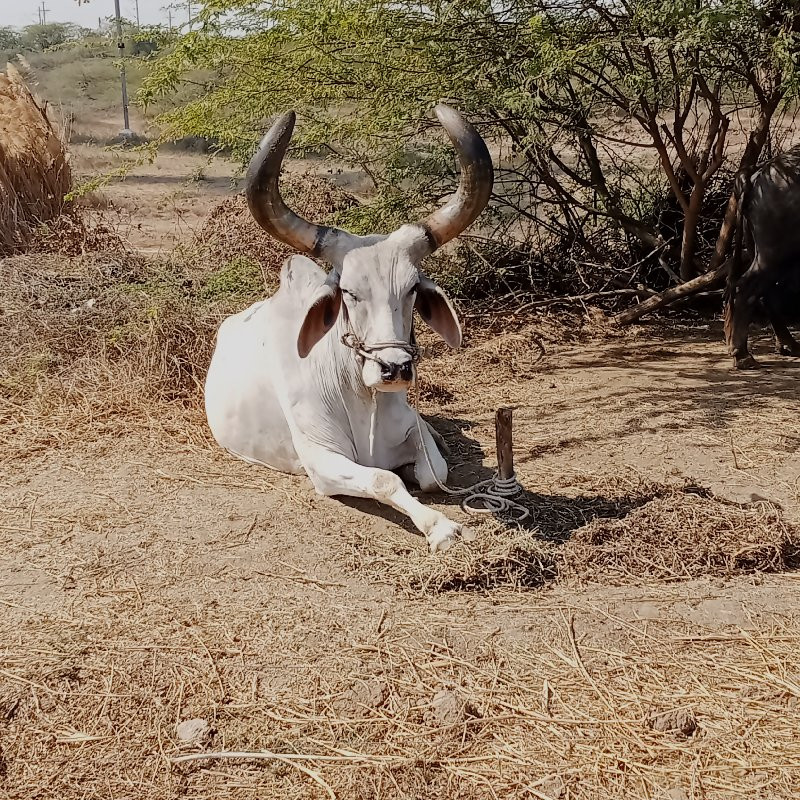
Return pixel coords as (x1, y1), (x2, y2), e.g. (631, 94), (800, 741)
(0, 253), (221, 458)
(27, 209), (127, 256)
(194, 173), (357, 288)
(0, 63), (71, 255)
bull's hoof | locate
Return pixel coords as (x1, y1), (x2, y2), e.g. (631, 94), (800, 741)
(734, 354), (761, 370)
(426, 518), (474, 553)
(776, 343), (800, 357)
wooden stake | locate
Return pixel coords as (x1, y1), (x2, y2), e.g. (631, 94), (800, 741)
(495, 407), (514, 480)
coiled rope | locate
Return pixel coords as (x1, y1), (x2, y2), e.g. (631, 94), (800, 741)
(412, 409), (530, 521)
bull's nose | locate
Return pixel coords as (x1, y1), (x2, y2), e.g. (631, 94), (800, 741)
(380, 359), (413, 383)
(398, 361), (414, 382)
(380, 363), (399, 382)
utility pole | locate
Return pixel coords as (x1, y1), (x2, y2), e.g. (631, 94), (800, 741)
(168, 9), (173, 32)
(40, 2), (49, 24)
(134, 0), (140, 28)
(113, 0), (133, 139)
(187, 1), (192, 30)
(37, 7), (42, 25)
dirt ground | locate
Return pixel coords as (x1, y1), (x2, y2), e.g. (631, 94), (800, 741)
(1, 141), (799, 798)
(70, 142), (368, 255)
(2, 320), (800, 798)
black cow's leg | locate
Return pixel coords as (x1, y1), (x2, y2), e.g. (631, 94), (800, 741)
(771, 315), (800, 356)
(729, 269), (764, 370)
(764, 299), (800, 356)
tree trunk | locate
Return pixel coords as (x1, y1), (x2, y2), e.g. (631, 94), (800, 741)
(614, 94), (781, 324)
(680, 183), (704, 280)
(611, 263), (728, 326)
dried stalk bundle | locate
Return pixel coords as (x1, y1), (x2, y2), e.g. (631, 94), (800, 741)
(0, 63), (71, 255)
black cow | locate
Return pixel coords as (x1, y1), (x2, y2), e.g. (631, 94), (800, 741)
(725, 144), (800, 369)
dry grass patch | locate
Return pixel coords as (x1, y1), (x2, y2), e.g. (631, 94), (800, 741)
(561, 488), (799, 584)
(0, 253), (219, 460)
(347, 519), (559, 593)
(345, 478), (798, 593)
(4, 593), (800, 799)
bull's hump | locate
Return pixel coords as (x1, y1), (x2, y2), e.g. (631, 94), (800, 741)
(280, 254), (327, 297)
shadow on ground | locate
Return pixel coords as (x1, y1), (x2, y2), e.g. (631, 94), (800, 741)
(338, 413), (667, 543)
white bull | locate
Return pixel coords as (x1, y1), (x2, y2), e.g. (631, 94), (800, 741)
(205, 105), (493, 551)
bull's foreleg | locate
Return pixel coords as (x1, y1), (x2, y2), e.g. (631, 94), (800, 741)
(425, 421), (451, 458)
(396, 418), (449, 491)
(300, 445), (473, 552)
(413, 417), (449, 493)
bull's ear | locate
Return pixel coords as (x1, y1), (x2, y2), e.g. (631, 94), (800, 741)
(415, 275), (462, 348)
(297, 274), (341, 358)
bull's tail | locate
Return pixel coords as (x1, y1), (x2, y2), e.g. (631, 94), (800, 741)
(724, 169), (752, 346)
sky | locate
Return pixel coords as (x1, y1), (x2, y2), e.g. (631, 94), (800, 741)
(2, 1), (187, 30)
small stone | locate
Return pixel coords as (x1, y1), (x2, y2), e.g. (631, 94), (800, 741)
(426, 688), (465, 726)
(176, 718), (210, 743)
(0, 696), (19, 723)
(537, 774), (564, 799)
(333, 680), (389, 715)
(647, 708), (697, 737)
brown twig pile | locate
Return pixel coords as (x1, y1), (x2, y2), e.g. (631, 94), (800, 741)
(0, 64), (71, 255)
(193, 174), (357, 287)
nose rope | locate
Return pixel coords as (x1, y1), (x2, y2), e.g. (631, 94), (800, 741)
(340, 331), (421, 368)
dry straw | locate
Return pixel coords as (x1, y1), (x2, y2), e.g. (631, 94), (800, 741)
(0, 63), (71, 255)
(2, 245), (799, 799)
(346, 477), (798, 594)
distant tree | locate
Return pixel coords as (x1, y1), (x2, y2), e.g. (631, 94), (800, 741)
(0, 27), (21, 51)
(141, 0), (800, 304)
(20, 23), (90, 51)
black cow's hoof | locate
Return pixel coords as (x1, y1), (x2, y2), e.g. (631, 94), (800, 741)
(734, 355), (761, 370)
(776, 344), (800, 357)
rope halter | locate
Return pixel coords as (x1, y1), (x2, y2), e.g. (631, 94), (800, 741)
(340, 331), (421, 370)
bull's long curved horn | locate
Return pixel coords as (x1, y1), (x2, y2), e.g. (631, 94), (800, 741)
(245, 111), (340, 258)
(418, 104), (493, 251)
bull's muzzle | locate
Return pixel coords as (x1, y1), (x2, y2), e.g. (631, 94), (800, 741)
(380, 358), (414, 384)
